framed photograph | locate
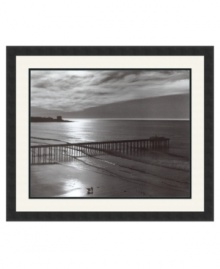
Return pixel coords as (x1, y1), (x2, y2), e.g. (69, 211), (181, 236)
(6, 46), (214, 221)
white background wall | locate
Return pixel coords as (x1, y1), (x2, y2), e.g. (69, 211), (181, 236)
(0, 1), (219, 268)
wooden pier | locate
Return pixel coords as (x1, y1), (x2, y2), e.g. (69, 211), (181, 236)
(30, 136), (170, 165)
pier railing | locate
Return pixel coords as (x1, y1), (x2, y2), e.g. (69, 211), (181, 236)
(30, 137), (170, 165)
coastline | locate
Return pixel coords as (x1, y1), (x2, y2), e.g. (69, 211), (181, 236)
(31, 116), (72, 123)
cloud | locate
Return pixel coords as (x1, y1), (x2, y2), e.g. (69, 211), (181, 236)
(31, 70), (190, 112)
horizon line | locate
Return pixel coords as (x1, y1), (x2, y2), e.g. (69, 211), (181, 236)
(62, 117), (190, 121)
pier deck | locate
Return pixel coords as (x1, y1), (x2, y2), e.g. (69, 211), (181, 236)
(30, 137), (170, 165)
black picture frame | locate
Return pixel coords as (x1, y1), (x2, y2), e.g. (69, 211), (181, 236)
(6, 46), (214, 221)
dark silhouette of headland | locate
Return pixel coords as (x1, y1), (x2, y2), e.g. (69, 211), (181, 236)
(31, 116), (71, 123)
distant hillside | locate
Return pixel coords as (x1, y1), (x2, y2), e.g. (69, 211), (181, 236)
(31, 116), (71, 122)
(31, 94), (190, 119)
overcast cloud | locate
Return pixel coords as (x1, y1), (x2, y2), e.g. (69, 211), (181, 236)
(31, 70), (190, 112)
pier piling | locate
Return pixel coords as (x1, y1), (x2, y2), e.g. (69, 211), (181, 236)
(31, 137), (170, 164)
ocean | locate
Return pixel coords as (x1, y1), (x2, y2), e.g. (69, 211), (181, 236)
(30, 119), (190, 198)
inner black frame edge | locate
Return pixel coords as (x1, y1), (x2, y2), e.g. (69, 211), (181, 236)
(28, 68), (192, 200)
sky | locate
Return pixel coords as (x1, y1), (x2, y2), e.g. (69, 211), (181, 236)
(31, 70), (190, 112)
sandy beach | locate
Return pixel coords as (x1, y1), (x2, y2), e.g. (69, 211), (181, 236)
(30, 151), (190, 198)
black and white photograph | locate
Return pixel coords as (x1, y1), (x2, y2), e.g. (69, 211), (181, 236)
(30, 69), (191, 198)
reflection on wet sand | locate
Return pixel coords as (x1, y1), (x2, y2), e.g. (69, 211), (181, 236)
(31, 147), (190, 198)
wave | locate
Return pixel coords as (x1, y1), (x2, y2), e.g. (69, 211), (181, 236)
(94, 150), (190, 172)
(31, 136), (69, 144)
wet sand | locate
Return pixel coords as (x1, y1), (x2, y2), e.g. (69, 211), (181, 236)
(30, 153), (190, 198)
